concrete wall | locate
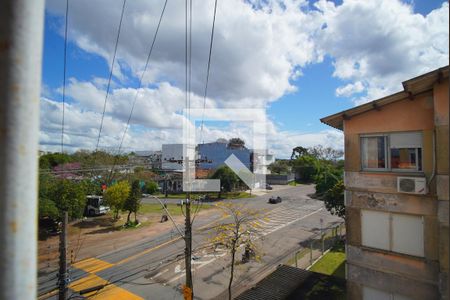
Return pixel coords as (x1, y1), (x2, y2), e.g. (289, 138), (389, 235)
(343, 80), (448, 299)
(434, 80), (449, 299)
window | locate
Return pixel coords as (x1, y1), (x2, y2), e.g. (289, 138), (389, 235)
(361, 210), (424, 257)
(361, 210), (390, 250)
(361, 136), (387, 169)
(360, 132), (422, 172)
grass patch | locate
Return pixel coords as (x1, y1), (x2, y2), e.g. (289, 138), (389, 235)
(153, 193), (188, 199)
(153, 191), (255, 200)
(222, 191), (255, 199)
(288, 181), (297, 186)
(309, 242), (346, 279)
(139, 203), (185, 215)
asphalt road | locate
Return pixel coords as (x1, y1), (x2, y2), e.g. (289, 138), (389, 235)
(39, 184), (342, 300)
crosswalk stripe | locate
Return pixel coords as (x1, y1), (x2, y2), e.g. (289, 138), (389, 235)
(72, 258), (113, 274)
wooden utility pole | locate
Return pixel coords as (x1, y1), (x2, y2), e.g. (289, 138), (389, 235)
(58, 211), (68, 300)
(184, 193), (193, 299)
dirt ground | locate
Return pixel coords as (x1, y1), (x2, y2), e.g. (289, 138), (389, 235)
(38, 208), (218, 272)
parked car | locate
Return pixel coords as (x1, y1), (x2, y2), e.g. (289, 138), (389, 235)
(268, 196), (282, 204)
(265, 184), (273, 190)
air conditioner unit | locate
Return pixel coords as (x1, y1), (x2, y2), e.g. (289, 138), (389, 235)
(397, 177), (427, 194)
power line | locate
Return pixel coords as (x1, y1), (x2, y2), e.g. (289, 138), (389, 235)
(94, 0), (127, 154)
(106, 0), (169, 185)
(61, 0), (69, 154)
(199, 0), (219, 144)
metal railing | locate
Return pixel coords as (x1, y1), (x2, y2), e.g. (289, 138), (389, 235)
(285, 222), (345, 269)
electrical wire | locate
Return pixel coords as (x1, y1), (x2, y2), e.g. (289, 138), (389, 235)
(199, 0), (219, 144)
(61, 0), (69, 154)
(106, 0), (169, 185)
(94, 0), (127, 155)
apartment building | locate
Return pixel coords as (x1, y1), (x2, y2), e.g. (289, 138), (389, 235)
(321, 66), (449, 299)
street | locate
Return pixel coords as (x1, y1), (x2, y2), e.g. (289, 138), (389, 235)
(39, 184), (342, 300)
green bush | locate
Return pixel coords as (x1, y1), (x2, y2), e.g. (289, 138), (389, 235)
(145, 180), (159, 194)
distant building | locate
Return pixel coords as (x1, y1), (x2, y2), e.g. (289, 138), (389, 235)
(155, 171), (183, 193)
(197, 139), (251, 170)
(321, 66), (449, 300)
(162, 144), (184, 171)
(251, 149), (275, 174)
(129, 150), (161, 169)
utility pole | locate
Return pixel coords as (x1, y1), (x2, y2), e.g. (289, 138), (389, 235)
(58, 211), (68, 300)
(184, 193), (193, 300)
(0, 1), (45, 299)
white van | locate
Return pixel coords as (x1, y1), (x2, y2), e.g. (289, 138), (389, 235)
(85, 195), (110, 216)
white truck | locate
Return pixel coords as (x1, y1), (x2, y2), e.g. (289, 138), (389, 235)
(85, 195), (110, 216)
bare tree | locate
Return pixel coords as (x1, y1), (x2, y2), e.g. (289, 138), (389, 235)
(210, 203), (263, 300)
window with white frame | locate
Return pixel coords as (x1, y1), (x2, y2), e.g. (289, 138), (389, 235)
(361, 210), (424, 257)
(360, 132), (422, 172)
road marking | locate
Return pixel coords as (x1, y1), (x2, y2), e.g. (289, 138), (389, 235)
(37, 289), (58, 300)
(69, 274), (108, 296)
(174, 264), (182, 274)
(69, 269), (144, 299)
(260, 208), (323, 237)
(115, 236), (182, 265)
(167, 208), (324, 284)
(72, 257), (114, 274)
(192, 258), (215, 265)
(152, 269), (169, 279)
(195, 214), (228, 231)
(204, 252), (227, 258)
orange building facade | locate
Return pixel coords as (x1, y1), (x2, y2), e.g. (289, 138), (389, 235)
(321, 66), (449, 300)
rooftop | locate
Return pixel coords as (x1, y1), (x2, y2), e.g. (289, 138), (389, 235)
(320, 65), (449, 130)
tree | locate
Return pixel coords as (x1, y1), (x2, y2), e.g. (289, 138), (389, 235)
(308, 145), (344, 162)
(49, 179), (87, 219)
(123, 180), (142, 225)
(39, 152), (73, 170)
(145, 180), (159, 194)
(228, 138), (245, 149)
(210, 203), (262, 300)
(291, 155), (319, 182)
(314, 162), (343, 195)
(267, 160), (291, 174)
(39, 198), (59, 219)
(104, 181), (130, 220)
(324, 180), (345, 219)
(210, 166), (240, 198)
(290, 146), (309, 160)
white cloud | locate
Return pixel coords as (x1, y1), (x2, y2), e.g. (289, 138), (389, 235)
(45, 0), (322, 107)
(41, 0), (448, 156)
(335, 81), (364, 97)
(316, 0), (449, 104)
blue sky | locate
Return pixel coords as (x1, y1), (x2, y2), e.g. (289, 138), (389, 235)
(41, 0), (449, 158)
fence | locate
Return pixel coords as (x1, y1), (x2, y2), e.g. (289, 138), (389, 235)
(285, 221), (345, 269)
(266, 173), (295, 185)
